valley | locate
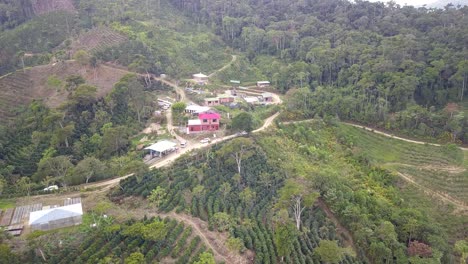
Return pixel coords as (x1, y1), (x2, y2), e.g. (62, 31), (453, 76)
(0, 0), (468, 263)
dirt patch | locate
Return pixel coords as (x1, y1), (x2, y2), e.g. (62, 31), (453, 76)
(142, 123), (163, 134)
(32, 0), (76, 15)
(316, 198), (357, 253)
(0, 61), (128, 118)
(108, 197), (254, 264)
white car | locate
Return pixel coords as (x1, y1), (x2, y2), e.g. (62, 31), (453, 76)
(43, 185), (59, 191)
(180, 141), (187, 148)
(200, 138), (211, 143)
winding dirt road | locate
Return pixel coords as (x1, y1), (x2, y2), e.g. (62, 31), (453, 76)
(345, 122), (468, 151)
(208, 55), (237, 78)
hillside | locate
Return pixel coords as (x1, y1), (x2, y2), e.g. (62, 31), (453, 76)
(67, 26), (127, 56)
(31, 0), (76, 15)
(0, 61), (129, 119)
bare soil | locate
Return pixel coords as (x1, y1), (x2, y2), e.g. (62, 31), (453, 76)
(0, 61), (128, 118)
(31, 0), (76, 15)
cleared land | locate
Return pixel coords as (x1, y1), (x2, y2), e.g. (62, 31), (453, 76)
(68, 26), (127, 55)
(338, 124), (468, 211)
(0, 61), (128, 119)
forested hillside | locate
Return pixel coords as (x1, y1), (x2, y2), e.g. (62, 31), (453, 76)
(172, 0), (468, 143)
(1, 0), (468, 263)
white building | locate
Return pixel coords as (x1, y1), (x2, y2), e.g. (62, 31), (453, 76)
(145, 140), (178, 157)
(29, 203), (83, 231)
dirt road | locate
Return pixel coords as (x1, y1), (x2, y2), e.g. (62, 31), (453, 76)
(159, 211), (252, 264)
(208, 55), (237, 78)
(345, 122), (468, 151)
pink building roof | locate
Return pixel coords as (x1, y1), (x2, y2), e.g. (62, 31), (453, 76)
(199, 112), (220, 120)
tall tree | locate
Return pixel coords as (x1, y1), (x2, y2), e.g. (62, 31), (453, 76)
(277, 179), (319, 230)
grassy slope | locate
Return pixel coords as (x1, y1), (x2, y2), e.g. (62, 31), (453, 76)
(257, 120), (467, 256)
(337, 124), (468, 204)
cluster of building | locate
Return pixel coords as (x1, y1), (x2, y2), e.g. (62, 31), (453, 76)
(203, 90), (273, 107)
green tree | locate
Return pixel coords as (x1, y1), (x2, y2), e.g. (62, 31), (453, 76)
(73, 157), (108, 184)
(34, 155), (74, 186)
(216, 137), (255, 176)
(226, 237), (245, 253)
(454, 240), (468, 264)
(315, 240), (347, 264)
(274, 223), (297, 262)
(124, 252), (144, 264)
(148, 186), (167, 208)
(73, 50), (90, 68)
(143, 220), (167, 241)
(64, 75), (85, 91)
(231, 112), (254, 132)
(277, 179), (319, 230)
(17, 177), (32, 196)
(47, 75), (62, 91)
(171, 102), (187, 115)
(212, 212), (233, 232)
(194, 252), (215, 264)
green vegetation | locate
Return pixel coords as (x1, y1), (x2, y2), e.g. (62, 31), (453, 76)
(0, 74), (157, 195)
(336, 124), (468, 203)
(19, 216), (210, 264)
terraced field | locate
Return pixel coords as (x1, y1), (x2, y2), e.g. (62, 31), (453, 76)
(69, 27), (127, 55)
(338, 124), (468, 208)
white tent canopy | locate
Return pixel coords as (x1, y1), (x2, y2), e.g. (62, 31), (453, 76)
(193, 73), (208, 78)
(29, 203), (83, 229)
(145, 140), (177, 153)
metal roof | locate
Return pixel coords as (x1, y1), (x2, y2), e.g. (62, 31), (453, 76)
(29, 203), (83, 225)
(144, 140), (177, 152)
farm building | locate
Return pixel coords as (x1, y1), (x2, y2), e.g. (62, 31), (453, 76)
(262, 92), (273, 102)
(145, 140), (178, 157)
(193, 73), (209, 85)
(185, 104), (211, 115)
(218, 94), (235, 104)
(256, 81), (270, 87)
(187, 111), (220, 134)
(29, 203), (83, 231)
(204, 97), (220, 106)
(244, 96), (259, 104)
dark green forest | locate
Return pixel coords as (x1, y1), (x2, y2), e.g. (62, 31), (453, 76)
(170, 0), (468, 143)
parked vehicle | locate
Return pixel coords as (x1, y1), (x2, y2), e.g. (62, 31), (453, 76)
(200, 138), (211, 143)
(180, 141), (187, 148)
(43, 185), (59, 191)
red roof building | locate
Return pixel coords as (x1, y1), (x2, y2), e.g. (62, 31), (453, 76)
(187, 111), (221, 134)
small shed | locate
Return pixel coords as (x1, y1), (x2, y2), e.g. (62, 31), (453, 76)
(256, 81), (270, 87)
(193, 73), (208, 85)
(29, 203), (83, 231)
(261, 92), (273, 102)
(145, 140), (177, 157)
(204, 97), (220, 106)
(230, 80), (240, 87)
(218, 94), (235, 104)
(244, 96), (259, 104)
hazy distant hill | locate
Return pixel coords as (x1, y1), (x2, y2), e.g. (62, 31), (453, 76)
(429, 0), (468, 7)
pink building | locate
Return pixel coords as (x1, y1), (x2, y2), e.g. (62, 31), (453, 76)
(187, 111), (221, 134)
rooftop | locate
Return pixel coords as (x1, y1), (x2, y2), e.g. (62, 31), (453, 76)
(188, 119), (202, 125)
(29, 203), (83, 226)
(193, 73), (208, 78)
(144, 140), (177, 153)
